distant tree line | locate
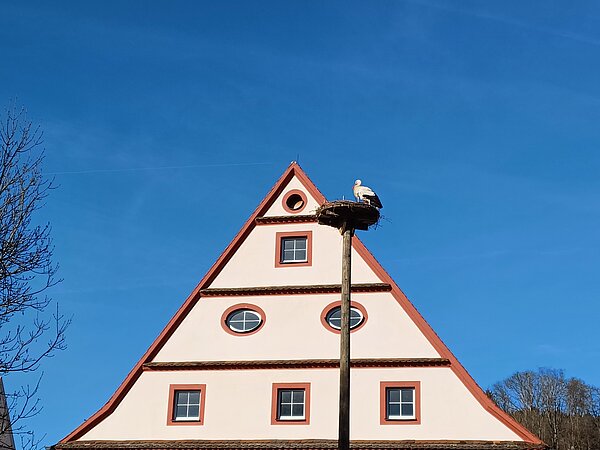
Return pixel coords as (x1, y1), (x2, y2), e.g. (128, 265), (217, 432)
(489, 368), (600, 450)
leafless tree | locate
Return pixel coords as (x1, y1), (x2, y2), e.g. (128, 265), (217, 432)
(0, 104), (69, 449)
(490, 369), (600, 450)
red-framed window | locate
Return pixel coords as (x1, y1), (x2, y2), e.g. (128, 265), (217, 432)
(271, 383), (311, 425)
(320, 300), (368, 334)
(380, 381), (421, 425)
(167, 384), (206, 426)
(282, 190), (308, 214)
(275, 231), (313, 267)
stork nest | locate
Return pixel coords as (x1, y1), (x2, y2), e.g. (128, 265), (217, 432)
(316, 200), (380, 231)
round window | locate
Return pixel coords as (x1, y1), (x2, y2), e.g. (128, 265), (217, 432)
(282, 190), (307, 213)
(225, 309), (262, 333)
(325, 306), (364, 330)
(286, 194), (305, 211)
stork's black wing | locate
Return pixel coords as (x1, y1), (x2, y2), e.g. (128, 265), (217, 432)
(364, 194), (383, 209)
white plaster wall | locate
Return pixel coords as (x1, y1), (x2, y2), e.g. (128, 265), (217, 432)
(262, 177), (322, 217)
(210, 223), (381, 288)
(153, 291), (440, 362)
(79, 368), (522, 441)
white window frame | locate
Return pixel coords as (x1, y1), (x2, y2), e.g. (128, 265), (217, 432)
(280, 237), (308, 263)
(278, 388), (306, 421)
(173, 390), (201, 421)
(326, 306), (364, 330)
(226, 309), (262, 333)
(386, 387), (415, 420)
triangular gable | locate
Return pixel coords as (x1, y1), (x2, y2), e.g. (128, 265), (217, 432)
(60, 163), (542, 445)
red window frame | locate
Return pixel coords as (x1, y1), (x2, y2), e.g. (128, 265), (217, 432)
(380, 381), (421, 425)
(220, 303), (266, 337)
(320, 300), (368, 334)
(271, 382), (311, 425)
(275, 231), (313, 267)
(167, 384), (206, 426)
(282, 189), (308, 214)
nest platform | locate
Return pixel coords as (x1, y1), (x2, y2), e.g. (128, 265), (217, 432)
(316, 200), (380, 231)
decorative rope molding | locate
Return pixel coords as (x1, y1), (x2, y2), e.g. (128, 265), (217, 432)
(199, 283), (392, 297)
(143, 358), (451, 371)
(255, 215), (318, 225)
(54, 440), (547, 450)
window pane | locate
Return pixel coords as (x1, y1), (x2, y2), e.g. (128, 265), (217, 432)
(283, 249), (295, 261)
(283, 239), (295, 250)
(295, 239), (307, 250)
(229, 321), (244, 331)
(175, 391), (188, 406)
(188, 405), (200, 418)
(388, 388), (400, 403)
(243, 311), (259, 320)
(401, 403), (414, 417)
(280, 390), (292, 403)
(189, 391), (200, 404)
(401, 389), (413, 402)
(328, 319), (341, 329)
(229, 311), (245, 322)
(329, 309), (341, 320)
(388, 403), (401, 417)
(292, 390), (304, 402)
(279, 404), (292, 417)
(175, 405), (188, 418)
(292, 404), (304, 417)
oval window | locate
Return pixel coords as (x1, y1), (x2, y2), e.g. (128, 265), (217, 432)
(226, 309), (262, 333)
(325, 306), (364, 330)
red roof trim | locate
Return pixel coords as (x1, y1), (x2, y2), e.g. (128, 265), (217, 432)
(60, 162), (542, 445)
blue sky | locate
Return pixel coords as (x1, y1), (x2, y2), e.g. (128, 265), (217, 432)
(1, 0), (600, 445)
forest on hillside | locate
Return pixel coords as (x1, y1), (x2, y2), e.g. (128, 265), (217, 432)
(489, 369), (600, 450)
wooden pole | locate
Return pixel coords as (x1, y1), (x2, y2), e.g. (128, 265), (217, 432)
(316, 201), (379, 450)
(338, 224), (353, 450)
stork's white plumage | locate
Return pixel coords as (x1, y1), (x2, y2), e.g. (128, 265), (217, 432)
(353, 179), (383, 208)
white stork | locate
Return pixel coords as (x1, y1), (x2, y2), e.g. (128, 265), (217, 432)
(353, 180), (383, 208)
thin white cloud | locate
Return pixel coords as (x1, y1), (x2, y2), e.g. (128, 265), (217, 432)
(406, 0), (600, 48)
(47, 161), (272, 175)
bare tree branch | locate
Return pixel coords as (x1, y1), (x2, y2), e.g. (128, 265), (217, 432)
(0, 103), (69, 449)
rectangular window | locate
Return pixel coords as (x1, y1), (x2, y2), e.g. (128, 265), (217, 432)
(167, 384), (205, 425)
(271, 383), (311, 425)
(174, 390), (201, 421)
(275, 231), (313, 267)
(386, 387), (414, 419)
(380, 381), (420, 425)
(278, 389), (305, 420)
(281, 237), (307, 263)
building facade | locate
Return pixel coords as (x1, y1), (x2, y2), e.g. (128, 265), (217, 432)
(56, 163), (545, 450)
